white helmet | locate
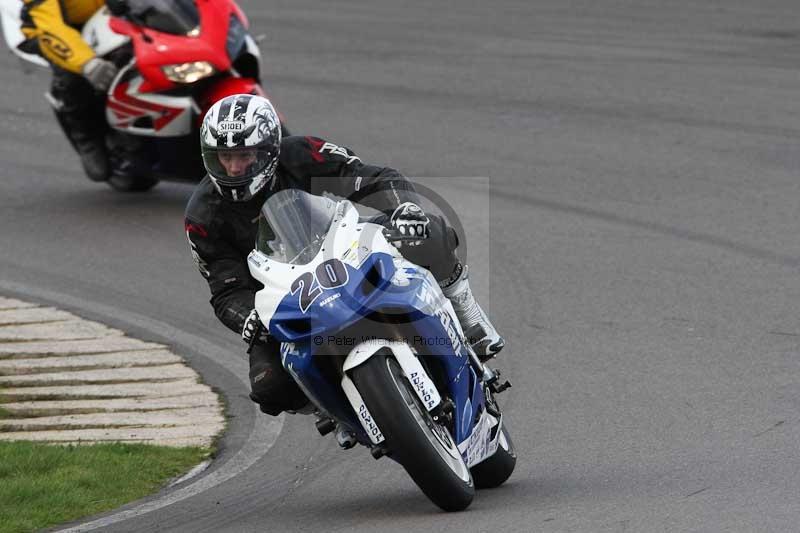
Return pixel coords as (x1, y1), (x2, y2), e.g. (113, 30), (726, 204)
(200, 94), (282, 202)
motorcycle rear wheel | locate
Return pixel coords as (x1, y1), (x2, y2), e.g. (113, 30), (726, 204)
(351, 350), (474, 511)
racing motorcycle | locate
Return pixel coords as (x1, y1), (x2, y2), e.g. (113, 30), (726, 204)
(247, 189), (516, 511)
(0, 0), (287, 192)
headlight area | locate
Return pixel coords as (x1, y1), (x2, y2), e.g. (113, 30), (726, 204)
(162, 61), (216, 83)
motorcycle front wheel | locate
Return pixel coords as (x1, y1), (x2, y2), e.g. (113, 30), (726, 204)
(350, 349), (474, 511)
(471, 425), (516, 488)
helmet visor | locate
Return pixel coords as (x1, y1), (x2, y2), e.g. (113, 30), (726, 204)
(202, 147), (277, 186)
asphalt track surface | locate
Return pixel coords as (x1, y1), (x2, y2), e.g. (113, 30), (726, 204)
(2, 0), (800, 531)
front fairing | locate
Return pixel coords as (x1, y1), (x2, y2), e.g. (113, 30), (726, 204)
(251, 205), (446, 345)
(108, 0), (248, 93)
(250, 205), (484, 445)
(82, 7), (131, 57)
(102, 0), (261, 135)
(106, 64), (194, 136)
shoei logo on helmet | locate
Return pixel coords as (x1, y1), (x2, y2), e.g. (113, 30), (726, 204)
(218, 121), (245, 132)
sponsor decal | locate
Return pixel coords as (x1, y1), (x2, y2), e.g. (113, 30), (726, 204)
(319, 292), (341, 307)
(437, 307), (463, 354)
(409, 371), (438, 410)
(319, 141), (361, 164)
(218, 120), (245, 132)
(302, 137), (361, 164)
(291, 259), (349, 313)
(418, 282), (464, 353)
(358, 404), (384, 441)
(459, 412), (500, 467)
(40, 32), (72, 60)
(439, 262), (464, 289)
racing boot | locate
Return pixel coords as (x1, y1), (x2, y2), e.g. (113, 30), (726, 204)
(56, 110), (110, 182)
(48, 92), (110, 182)
(442, 265), (505, 361)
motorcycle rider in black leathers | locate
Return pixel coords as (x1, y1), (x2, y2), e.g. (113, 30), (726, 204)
(184, 94), (504, 432)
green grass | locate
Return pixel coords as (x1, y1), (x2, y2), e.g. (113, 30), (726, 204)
(0, 441), (211, 533)
(0, 406), (10, 419)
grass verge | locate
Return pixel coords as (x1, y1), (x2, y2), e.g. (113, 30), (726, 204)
(0, 441), (211, 533)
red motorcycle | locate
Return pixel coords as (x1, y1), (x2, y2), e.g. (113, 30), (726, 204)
(69, 0), (286, 191)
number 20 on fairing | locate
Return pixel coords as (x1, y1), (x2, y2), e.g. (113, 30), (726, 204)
(290, 258), (349, 313)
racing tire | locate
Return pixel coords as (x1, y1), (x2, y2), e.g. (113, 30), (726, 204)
(107, 173), (159, 193)
(470, 425), (516, 489)
(351, 350), (474, 512)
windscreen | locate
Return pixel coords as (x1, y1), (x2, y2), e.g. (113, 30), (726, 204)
(256, 190), (339, 265)
(124, 0), (200, 35)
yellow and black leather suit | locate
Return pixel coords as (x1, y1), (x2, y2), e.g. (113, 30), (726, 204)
(20, 0), (105, 73)
(20, 0), (111, 182)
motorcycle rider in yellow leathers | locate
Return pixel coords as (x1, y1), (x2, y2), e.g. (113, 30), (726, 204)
(19, 0), (119, 181)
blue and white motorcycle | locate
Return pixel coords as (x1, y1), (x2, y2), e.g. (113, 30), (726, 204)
(247, 189), (515, 511)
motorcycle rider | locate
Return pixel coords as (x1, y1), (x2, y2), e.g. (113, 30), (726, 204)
(19, 0), (117, 181)
(184, 94), (504, 421)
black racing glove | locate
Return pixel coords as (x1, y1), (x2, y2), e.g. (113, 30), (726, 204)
(242, 309), (268, 344)
(389, 202), (430, 247)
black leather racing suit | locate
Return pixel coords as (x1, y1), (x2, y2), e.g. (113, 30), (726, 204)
(184, 135), (462, 414)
